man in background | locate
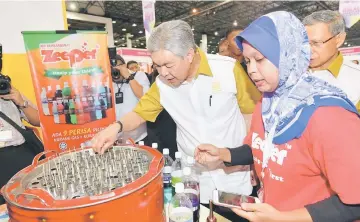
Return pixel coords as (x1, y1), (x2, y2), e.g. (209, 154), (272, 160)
(304, 10), (360, 112)
(218, 38), (231, 56)
(112, 55), (151, 143)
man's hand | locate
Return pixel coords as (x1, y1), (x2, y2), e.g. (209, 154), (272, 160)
(0, 87), (25, 106)
(232, 203), (280, 222)
(91, 123), (120, 154)
(114, 64), (131, 79)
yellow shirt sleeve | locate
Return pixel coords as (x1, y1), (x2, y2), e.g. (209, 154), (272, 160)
(233, 62), (262, 114)
(133, 82), (164, 122)
(356, 101), (360, 114)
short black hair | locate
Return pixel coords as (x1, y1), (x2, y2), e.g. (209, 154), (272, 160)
(225, 27), (243, 39)
(127, 60), (138, 68)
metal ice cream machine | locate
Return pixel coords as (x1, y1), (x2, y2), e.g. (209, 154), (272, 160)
(1, 145), (164, 222)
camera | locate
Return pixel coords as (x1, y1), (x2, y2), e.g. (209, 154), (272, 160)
(108, 47), (126, 83)
(0, 44), (11, 95)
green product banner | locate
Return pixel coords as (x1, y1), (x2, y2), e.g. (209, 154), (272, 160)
(45, 66), (103, 79)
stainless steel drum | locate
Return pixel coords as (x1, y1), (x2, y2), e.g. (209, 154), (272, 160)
(1, 145), (164, 222)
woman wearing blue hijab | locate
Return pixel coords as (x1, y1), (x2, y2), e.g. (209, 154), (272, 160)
(195, 11), (360, 221)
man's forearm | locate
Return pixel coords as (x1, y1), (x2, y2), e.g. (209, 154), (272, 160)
(120, 111), (146, 132)
(129, 80), (144, 99)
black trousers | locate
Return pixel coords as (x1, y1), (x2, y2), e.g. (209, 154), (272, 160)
(0, 143), (36, 205)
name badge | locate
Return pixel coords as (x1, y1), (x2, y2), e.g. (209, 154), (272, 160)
(0, 130), (13, 142)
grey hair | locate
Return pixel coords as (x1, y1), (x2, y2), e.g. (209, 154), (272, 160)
(303, 10), (346, 35)
(147, 20), (197, 58)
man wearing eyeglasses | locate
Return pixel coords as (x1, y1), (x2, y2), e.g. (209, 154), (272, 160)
(303, 10), (360, 112)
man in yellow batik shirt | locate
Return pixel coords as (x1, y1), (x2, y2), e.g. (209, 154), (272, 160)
(304, 10), (360, 112)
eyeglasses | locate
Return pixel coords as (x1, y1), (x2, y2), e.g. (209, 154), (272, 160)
(309, 33), (339, 48)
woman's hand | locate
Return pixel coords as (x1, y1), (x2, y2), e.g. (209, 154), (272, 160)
(194, 144), (221, 164)
(232, 203), (280, 222)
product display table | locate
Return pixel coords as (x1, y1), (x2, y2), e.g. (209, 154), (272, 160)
(0, 204), (230, 222)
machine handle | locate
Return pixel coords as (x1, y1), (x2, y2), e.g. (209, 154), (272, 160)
(32, 150), (58, 166)
(15, 193), (50, 207)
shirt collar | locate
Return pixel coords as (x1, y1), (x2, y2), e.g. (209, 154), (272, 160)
(327, 53), (343, 78)
(195, 48), (213, 77)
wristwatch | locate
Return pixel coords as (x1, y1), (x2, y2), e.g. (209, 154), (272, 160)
(126, 74), (135, 82)
(115, 121), (123, 133)
(19, 100), (29, 109)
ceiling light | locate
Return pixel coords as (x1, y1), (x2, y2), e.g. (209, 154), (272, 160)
(213, 11), (216, 15)
(211, 51), (214, 53)
(122, 44), (125, 47)
(115, 40), (118, 43)
(139, 30), (143, 33)
(233, 20), (238, 26)
(132, 23), (137, 27)
(344, 42), (347, 45)
(192, 8), (197, 13)
(141, 43), (144, 45)
(112, 20), (116, 24)
(122, 28), (126, 31)
(192, 26), (195, 31)
(69, 2), (77, 10)
(348, 44), (351, 46)
(209, 41), (212, 43)
(122, 37), (125, 40)
(214, 31), (218, 36)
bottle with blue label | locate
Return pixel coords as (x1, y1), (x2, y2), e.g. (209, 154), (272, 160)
(183, 167), (200, 222)
(169, 183), (193, 222)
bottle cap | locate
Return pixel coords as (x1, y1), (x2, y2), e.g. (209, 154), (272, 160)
(175, 152), (182, 159)
(138, 141), (145, 146)
(42, 87), (46, 91)
(56, 85), (61, 90)
(52, 101), (57, 105)
(163, 148), (169, 155)
(64, 82), (69, 87)
(187, 156), (195, 165)
(175, 182), (184, 194)
(47, 85), (52, 90)
(82, 80), (88, 87)
(152, 143), (158, 149)
(183, 167), (191, 176)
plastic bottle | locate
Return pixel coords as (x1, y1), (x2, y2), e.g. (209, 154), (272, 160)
(163, 148), (174, 218)
(57, 99), (64, 115)
(99, 97), (107, 118)
(75, 98), (85, 124)
(55, 84), (63, 104)
(152, 143), (158, 149)
(64, 101), (71, 124)
(105, 82), (112, 108)
(94, 97), (102, 120)
(168, 183), (193, 222)
(46, 85), (54, 102)
(41, 87), (50, 115)
(52, 101), (59, 124)
(62, 81), (71, 98)
(69, 99), (77, 124)
(171, 152), (183, 188)
(71, 81), (78, 99)
(186, 156), (195, 168)
(98, 82), (108, 107)
(183, 167), (200, 222)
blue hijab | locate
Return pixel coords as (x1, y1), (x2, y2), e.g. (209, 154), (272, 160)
(235, 11), (358, 169)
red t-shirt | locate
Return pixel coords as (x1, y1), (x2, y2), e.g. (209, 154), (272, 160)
(244, 100), (360, 211)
